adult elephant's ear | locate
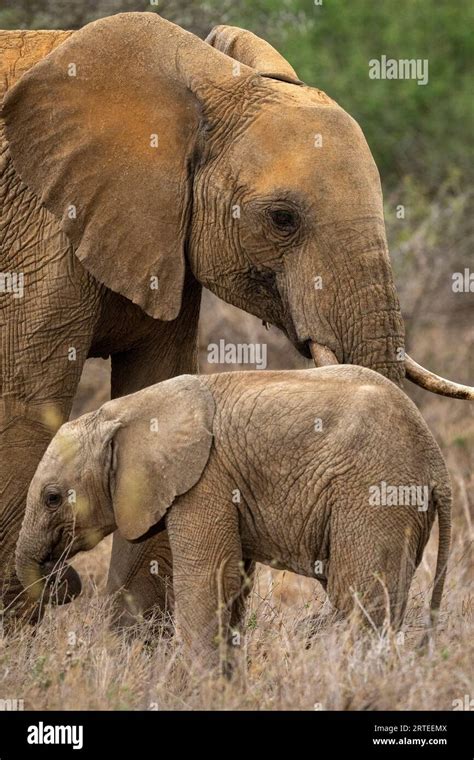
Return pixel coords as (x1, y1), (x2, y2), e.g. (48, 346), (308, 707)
(3, 14), (216, 320)
(102, 375), (215, 541)
(206, 25), (303, 85)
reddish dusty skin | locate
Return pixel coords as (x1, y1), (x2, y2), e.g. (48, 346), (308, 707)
(1, 14), (469, 624)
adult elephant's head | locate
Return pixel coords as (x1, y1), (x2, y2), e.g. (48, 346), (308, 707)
(3, 13), (472, 398)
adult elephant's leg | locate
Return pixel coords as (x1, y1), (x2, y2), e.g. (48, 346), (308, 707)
(106, 532), (175, 628)
(0, 399), (84, 621)
(106, 273), (201, 626)
(0, 281), (101, 621)
(0, 177), (102, 620)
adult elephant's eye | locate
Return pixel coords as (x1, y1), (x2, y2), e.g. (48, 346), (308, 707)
(43, 486), (62, 510)
(268, 207), (299, 233)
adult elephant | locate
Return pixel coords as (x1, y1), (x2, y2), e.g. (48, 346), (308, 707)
(1, 13), (472, 623)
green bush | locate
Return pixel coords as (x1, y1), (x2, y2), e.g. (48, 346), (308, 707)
(226, 0), (473, 191)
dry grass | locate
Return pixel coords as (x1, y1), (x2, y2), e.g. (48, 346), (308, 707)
(1, 509), (472, 710)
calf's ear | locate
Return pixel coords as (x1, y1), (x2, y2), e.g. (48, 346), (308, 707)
(102, 376), (215, 541)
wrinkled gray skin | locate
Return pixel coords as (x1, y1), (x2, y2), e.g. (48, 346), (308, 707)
(1, 14), (468, 623)
(17, 368), (451, 664)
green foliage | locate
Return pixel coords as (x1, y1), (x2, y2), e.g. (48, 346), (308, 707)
(0, 0), (471, 190)
(226, 0), (473, 190)
(0, 0), (233, 38)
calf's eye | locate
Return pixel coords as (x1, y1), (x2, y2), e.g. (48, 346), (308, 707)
(43, 486), (62, 510)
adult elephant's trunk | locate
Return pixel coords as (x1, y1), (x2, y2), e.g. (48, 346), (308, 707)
(286, 217), (473, 400)
(309, 343), (474, 400)
(285, 219), (406, 386)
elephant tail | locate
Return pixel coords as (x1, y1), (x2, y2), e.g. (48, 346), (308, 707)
(429, 478), (452, 625)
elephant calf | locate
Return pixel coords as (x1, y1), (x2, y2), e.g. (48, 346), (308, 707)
(16, 367), (450, 662)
